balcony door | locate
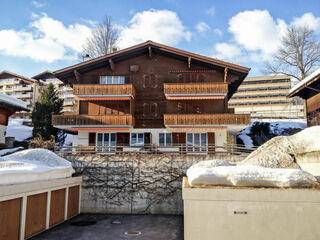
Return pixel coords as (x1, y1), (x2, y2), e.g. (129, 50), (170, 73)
(97, 133), (116, 152)
(187, 133), (207, 152)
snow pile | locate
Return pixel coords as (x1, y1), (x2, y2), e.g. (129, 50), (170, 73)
(6, 118), (32, 141)
(0, 148), (74, 185)
(187, 162), (318, 188)
(0, 147), (23, 156)
(240, 126), (320, 169)
(0, 92), (28, 110)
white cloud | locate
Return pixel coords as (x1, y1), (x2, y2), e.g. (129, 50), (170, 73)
(228, 10), (287, 55)
(291, 12), (320, 31)
(214, 28), (223, 36)
(0, 14), (92, 63)
(206, 7), (215, 16)
(214, 43), (242, 61)
(118, 9), (191, 48)
(31, 1), (46, 8)
(196, 22), (210, 33)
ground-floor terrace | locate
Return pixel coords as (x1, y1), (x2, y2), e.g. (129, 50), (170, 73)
(52, 113), (251, 154)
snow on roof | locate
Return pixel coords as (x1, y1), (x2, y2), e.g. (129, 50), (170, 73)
(0, 93), (29, 111)
(289, 68), (320, 96)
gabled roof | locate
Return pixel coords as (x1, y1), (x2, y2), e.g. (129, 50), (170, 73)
(0, 70), (37, 84)
(32, 70), (55, 80)
(288, 68), (320, 98)
(54, 41), (250, 78)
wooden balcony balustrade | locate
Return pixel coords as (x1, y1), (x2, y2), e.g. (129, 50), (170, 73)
(73, 84), (136, 98)
(164, 114), (251, 125)
(52, 114), (134, 126)
(163, 82), (228, 95)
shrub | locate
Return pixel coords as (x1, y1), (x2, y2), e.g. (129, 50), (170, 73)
(250, 122), (271, 136)
(29, 135), (56, 150)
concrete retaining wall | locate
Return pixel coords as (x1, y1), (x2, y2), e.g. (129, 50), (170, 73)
(65, 153), (245, 214)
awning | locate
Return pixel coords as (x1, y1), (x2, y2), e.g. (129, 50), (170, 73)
(71, 128), (131, 131)
(166, 126), (227, 131)
(167, 95), (225, 100)
(76, 97), (131, 101)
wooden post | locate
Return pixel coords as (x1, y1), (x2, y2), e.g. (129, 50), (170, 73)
(148, 46), (152, 58)
(188, 57), (191, 69)
(109, 59), (115, 71)
(224, 67), (228, 83)
(74, 70), (82, 83)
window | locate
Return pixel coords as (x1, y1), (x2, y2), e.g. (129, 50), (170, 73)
(131, 133), (144, 146)
(100, 76), (125, 84)
(96, 133), (116, 151)
(159, 133), (172, 146)
(187, 133), (207, 152)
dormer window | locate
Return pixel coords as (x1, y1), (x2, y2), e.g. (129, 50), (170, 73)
(100, 76), (125, 84)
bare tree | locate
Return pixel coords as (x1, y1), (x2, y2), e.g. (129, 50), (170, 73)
(82, 16), (119, 58)
(265, 25), (320, 81)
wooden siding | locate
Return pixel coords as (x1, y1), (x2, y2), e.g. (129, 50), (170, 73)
(307, 93), (320, 113)
(52, 114), (134, 126)
(73, 84), (136, 98)
(25, 193), (47, 238)
(0, 198), (21, 240)
(67, 186), (80, 218)
(164, 114), (251, 125)
(164, 82), (228, 95)
(49, 189), (66, 227)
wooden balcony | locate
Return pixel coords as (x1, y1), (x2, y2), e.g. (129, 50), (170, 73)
(52, 114), (134, 126)
(73, 84), (135, 99)
(163, 82), (228, 98)
(164, 114), (250, 126)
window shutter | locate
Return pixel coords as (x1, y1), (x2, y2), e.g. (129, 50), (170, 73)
(89, 133), (96, 146)
(207, 132), (215, 154)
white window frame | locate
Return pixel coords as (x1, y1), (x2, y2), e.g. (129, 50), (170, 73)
(100, 76), (125, 85)
(130, 133), (144, 147)
(159, 133), (172, 146)
(186, 133), (207, 152)
(96, 132), (117, 152)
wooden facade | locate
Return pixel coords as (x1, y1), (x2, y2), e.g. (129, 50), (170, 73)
(288, 69), (320, 126)
(52, 41), (250, 149)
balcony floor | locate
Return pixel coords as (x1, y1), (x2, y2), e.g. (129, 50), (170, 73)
(30, 214), (183, 240)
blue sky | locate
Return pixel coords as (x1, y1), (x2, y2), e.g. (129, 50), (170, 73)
(0, 0), (319, 78)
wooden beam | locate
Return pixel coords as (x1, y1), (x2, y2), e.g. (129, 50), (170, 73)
(224, 67), (228, 83)
(109, 59), (115, 71)
(148, 46), (152, 58)
(73, 70), (82, 83)
(188, 57), (191, 69)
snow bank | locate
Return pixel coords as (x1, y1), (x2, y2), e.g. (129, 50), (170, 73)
(187, 164), (319, 188)
(0, 148), (74, 185)
(6, 118), (32, 141)
(0, 147), (23, 156)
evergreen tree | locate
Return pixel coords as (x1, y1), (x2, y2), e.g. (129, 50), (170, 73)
(32, 83), (66, 144)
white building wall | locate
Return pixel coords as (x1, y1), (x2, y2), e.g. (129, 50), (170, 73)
(0, 125), (6, 144)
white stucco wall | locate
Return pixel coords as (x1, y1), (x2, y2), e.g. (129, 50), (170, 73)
(0, 125), (6, 144)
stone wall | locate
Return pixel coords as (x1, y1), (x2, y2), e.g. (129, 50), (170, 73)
(65, 153), (245, 214)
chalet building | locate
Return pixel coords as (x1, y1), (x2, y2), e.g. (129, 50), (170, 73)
(33, 71), (75, 113)
(52, 41), (251, 152)
(0, 93), (29, 144)
(0, 71), (43, 117)
(288, 68), (320, 126)
(229, 75), (305, 119)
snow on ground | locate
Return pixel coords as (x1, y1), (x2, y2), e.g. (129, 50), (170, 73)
(238, 120), (307, 148)
(6, 118), (73, 144)
(0, 147), (24, 156)
(6, 118), (32, 141)
(0, 148), (74, 185)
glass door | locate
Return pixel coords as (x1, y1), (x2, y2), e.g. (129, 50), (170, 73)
(96, 133), (116, 152)
(187, 133), (207, 152)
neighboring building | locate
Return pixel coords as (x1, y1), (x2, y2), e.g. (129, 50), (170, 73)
(229, 75), (305, 119)
(0, 71), (43, 117)
(288, 68), (320, 126)
(0, 93), (29, 143)
(33, 71), (75, 113)
(52, 41), (251, 152)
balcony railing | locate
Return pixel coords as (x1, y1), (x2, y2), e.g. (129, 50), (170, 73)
(52, 114), (134, 126)
(163, 82), (228, 95)
(164, 114), (251, 125)
(73, 84), (135, 99)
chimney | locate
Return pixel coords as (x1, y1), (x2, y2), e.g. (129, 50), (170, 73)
(82, 54), (91, 62)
